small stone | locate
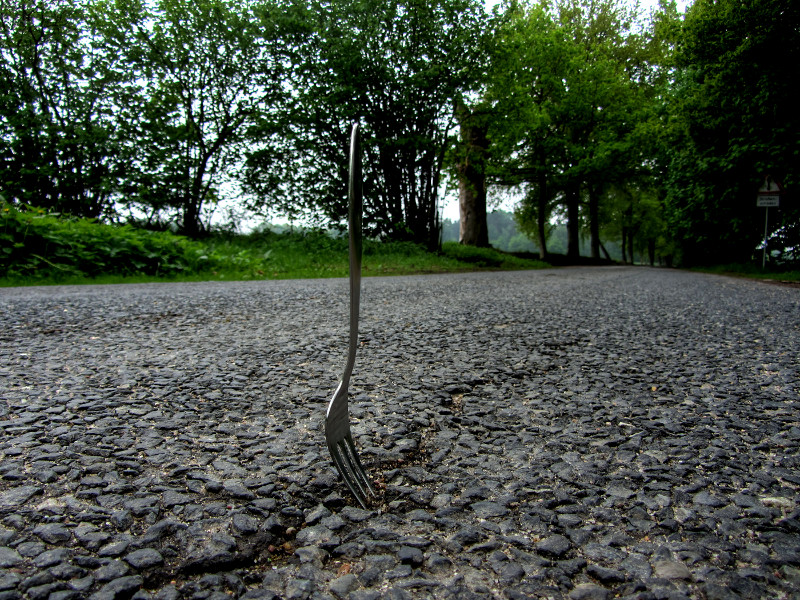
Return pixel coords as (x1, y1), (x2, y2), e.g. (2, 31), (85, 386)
(99, 540), (130, 557)
(762, 497), (794, 510)
(69, 575), (95, 592)
(0, 571), (22, 590)
(569, 583), (609, 600)
(0, 527), (14, 545)
(294, 525), (338, 548)
(654, 559), (692, 580)
(323, 493), (346, 509)
(586, 564), (626, 583)
(284, 578), (312, 600)
(161, 491), (193, 508)
(232, 513), (260, 535)
(0, 486), (41, 509)
(778, 565), (800, 584)
(606, 485), (636, 499)
(32, 523), (71, 544)
(471, 501), (510, 518)
(152, 585), (181, 600)
(125, 548), (163, 569)
(703, 583), (741, 600)
(332, 542), (365, 559)
(450, 526), (485, 546)
(111, 511), (133, 530)
(49, 561), (85, 579)
(295, 546), (327, 568)
(329, 573), (358, 598)
(95, 559), (130, 582)
(339, 506), (372, 522)
(32, 548), (71, 569)
(425, 552), (452, 572)
(223, 480), (255, 500)
(0, 547), (23, 568)
(304, 505), (331, 525)
(536, 534), (571, 558)
(693, 491), (726, 507)
(321, 514), (347, 531)
(89, 575), (143, 600)
(397, 546), (424, 567)
(498, 562), (525, 582)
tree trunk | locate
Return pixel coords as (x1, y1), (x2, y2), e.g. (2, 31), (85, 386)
(565, 183), (581, 260)
(599, 241), (611, 261)
(183, 199), (201, 238)
(588, 184), (600, 260)
(458, 179), (488, 246)
(455, 101), (490, 247)
(627, 229), (636, 264)
(621, 225), (628, 263)
(535, 169), (549, 260)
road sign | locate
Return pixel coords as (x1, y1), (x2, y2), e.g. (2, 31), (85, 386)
(758, 176), (783, 194)
(757, 195), (780, 207)
(756, 177), (784, 268)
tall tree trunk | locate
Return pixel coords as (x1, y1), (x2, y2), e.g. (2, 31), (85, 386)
(599, 241), (611, 261)
(183, 198), (201, 238)
(588, 184), (600, 260)
(621, 225), (628, 263)
(455, 101), (489, 247)
(535, 161), (549, 260)
(565, 183), (581, 260)
(458, 179), (488, 246)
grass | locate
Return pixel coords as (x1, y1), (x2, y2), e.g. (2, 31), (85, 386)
(0, 203), (550, 286)
(691, 263), (800, 283)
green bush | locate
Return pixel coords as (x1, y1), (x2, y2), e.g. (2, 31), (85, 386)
(0, 202), (212, 280)
(0, 202), (550, 285)
(441, 242), (546, 270)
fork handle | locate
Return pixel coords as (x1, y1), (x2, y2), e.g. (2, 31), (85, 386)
(343, 123), (362, 387)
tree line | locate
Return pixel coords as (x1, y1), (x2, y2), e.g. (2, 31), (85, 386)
(1, 0), (797, 266)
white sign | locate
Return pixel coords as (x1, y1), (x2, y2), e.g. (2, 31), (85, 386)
(757, 195), (780, 207)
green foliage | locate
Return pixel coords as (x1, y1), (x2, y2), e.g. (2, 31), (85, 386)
(0, 0), (126, 217)
(484, 0), (663, 260)
(3, 0), (795, 270)
(0, 203), (548, 286)
(691, 264), (800, 283)
(0, 202), (211, 280)
(440, 242), (547, 270)
(664, 0), (800, 266)
(243, 0), (490, 249)
(111, 0), (292, 237)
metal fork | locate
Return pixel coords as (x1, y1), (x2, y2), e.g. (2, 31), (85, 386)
(324, 123), (375, 508)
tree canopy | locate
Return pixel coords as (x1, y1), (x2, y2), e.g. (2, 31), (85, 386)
(663, 0), (799, 265)
(1, 0), (797, 266)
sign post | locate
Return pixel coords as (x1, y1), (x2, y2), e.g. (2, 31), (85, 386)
(756, 177), (782, 268)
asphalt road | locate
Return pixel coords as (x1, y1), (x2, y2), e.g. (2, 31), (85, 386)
(1, 266), (799, 600)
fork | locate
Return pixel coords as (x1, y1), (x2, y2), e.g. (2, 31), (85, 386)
(324, 123), (375, 508)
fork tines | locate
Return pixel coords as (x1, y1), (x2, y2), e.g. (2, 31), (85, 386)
(328, 432), (375, 508)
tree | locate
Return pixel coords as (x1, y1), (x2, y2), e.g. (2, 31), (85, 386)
(551, 0), (654, 260)
(454, 100), (490, 246)
(488, 0), (662, 262)
(0, 0), (126, 218)
(244, 0), (489, 249)
(664, 0), (800, 265)
(484, 1), (575, 259)
(110, 0), (291, 237)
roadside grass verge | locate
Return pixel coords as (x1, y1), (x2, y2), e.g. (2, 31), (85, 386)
(1, 204), (549, 286)
(692, 263), (800, 283)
